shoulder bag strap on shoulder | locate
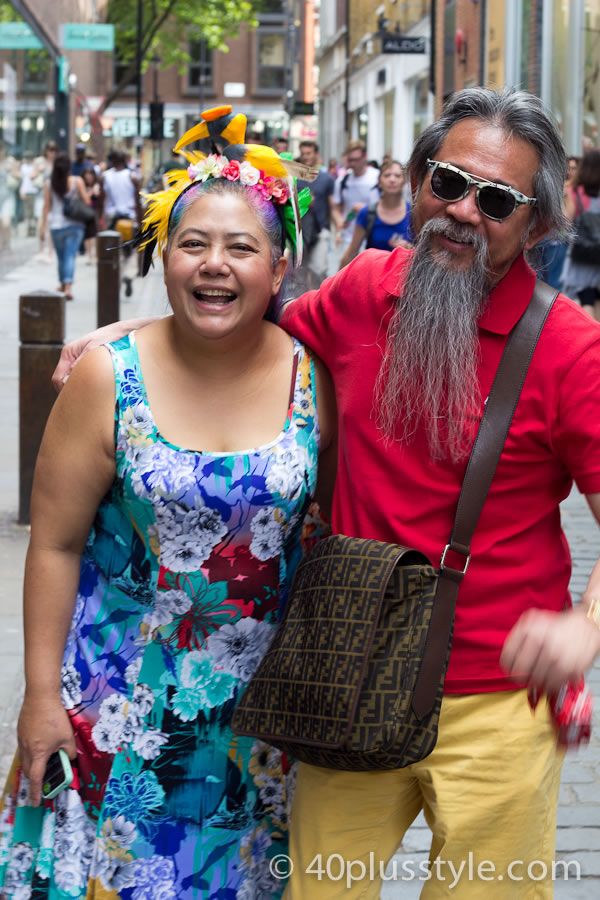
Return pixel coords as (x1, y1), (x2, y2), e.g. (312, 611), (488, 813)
(412, 279), (558, 720)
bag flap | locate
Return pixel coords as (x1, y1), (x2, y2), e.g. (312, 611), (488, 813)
(232, 534), (431, 749)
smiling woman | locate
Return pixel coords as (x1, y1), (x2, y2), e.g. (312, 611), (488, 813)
(0, 107), (336, 899)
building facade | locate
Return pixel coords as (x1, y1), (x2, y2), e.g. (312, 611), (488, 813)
(1, 0), (316, 166)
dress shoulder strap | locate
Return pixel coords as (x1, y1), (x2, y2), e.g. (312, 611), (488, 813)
(104, 332), (148, 426)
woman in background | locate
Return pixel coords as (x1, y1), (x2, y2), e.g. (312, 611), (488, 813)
(39, 151), (91, 300)
(340, 159), (412, 268)
(562, 149), (600, 318)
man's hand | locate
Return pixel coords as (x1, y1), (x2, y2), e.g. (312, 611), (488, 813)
(501, 606), (600, 694)
(52, 318), (158, 391)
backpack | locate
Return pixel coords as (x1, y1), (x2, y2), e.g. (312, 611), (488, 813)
(571, 189), (600, 265)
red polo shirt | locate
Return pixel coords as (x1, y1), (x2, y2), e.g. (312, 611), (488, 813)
(281, 249), (600, 693)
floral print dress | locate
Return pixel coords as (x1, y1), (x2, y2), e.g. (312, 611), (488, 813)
(0, 332), (320, 900)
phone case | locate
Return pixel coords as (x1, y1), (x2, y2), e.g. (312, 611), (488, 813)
(41, 749), (74, 800)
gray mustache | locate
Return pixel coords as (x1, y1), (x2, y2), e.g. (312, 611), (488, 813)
(418, 217), (488, 250)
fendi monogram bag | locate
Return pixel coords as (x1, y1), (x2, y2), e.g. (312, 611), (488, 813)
(232, 281), (557, 770)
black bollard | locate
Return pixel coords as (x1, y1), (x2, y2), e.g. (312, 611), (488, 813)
(97, 230), (121, 328)
(19, 291), (65, 525)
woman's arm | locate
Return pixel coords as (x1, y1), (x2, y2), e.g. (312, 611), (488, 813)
(74, 174), (92, 205)
(312, 355), (337, 521)
(52, 317), (161, 391)
(339, 221), (367, 271)
(19, 347), (116, 806)
(39, 183), (51, 242)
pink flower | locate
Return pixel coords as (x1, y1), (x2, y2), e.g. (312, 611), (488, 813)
(222, 160), (241, 181)
(255, 177), (274, 200)
(270, 180), (290, 204)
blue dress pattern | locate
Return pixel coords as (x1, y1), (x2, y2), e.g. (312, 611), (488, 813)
(0, 332), (319, 900)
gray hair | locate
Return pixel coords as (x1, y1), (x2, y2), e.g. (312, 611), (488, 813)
(408, 87), (570, 240)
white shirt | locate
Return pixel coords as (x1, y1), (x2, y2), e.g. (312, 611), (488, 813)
(103, 167), (137, 219)
(333, 166), (380, 243)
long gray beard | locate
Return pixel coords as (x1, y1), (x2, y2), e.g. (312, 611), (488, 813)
(375, 218), (492, 462)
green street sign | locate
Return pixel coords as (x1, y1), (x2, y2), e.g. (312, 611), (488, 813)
(0, 22), (44, 50)
(58, 23), (115, 51)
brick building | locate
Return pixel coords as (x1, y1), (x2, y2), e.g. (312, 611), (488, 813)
(0, 0), (316, 167)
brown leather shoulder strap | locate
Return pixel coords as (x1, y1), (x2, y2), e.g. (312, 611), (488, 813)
(411, 279), (558, 720)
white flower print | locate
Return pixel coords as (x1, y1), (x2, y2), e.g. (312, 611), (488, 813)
(256, 774), (284, 809)
(132, 855), (176, 899)
(124, 657), (143, 684)
(157, 499), (227, 571)
(249, 507), (283, 561)
(122, 402), (155, 437)
(61, 663), (82, 709)
(7, 842), (34, 873)
(144, 588), (192, 632)
(99, 692), (128, 722)
(129, 683), (154, 717)
(206, 618), (274, 682)
(128, 441), (197, 500)
(266, 446), (306, 498)
(132, 727), (169, 760)
(100, 815), (137, 850)
(121, 712), (144, 743)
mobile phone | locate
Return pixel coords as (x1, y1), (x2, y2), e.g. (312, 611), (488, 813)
(41, 749), (73, 800)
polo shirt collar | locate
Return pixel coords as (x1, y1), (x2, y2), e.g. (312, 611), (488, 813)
(379, 250), (537, 337)
(478, 253), (537, 335)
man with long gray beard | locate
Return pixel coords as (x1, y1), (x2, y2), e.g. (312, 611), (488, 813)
(52, 87), (600, 899)
(279, 87), (600, 899)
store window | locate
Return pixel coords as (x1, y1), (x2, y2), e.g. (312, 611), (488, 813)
(188, 39), (213, 91)
(413, 75), (430, 143)
(357, 104), (368, 144)
(23, 50), (50, 92)
(260, 0), (285, 13)
(549, 0), (569, 139)
(257, 30), (286, 91)
(583, 0), (600, 148)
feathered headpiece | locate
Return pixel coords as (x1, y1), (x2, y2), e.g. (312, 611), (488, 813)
(137, 105), (316, 275)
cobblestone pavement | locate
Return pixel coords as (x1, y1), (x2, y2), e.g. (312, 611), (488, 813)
(0, 240), (599, 897)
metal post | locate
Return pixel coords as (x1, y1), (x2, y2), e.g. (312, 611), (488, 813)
(97, 230), (121, 328)
(19, 291), (65, 525)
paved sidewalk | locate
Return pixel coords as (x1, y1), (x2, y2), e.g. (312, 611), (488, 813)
(0, 241), (598, 897)
(0, 245), (166, 779)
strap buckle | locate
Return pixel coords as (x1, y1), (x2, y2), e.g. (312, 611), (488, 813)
(440, 544), (471, 576)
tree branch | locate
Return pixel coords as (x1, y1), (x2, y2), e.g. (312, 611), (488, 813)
(96, 0), (179, 117)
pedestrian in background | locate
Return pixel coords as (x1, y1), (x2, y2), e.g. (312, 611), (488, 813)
(101, 150), (142, 297)
(82, 167), (102, 264)
(340, 158), (413, 268)
(19, 150), (39, 238)
(70, 142), (92, 178)
(297, 140), (335, 288)
(562, 149), (600, 318)
(39, 151), (91, 300)
(331, 139), (379, 250)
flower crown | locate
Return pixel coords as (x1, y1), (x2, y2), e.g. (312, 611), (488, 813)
(137, 105), (316, 276)
(186, 154), (291, 205)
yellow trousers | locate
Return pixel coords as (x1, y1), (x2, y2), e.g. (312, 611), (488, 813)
(285, 690), (564, 899)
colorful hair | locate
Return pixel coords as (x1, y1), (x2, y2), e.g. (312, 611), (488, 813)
(137, 105), (315, 276)
(167, 178), (283, 266)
